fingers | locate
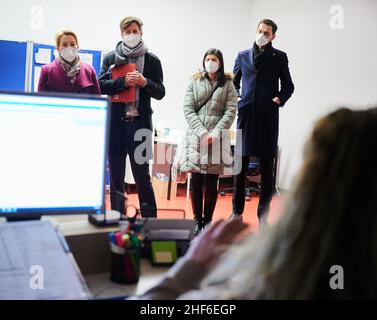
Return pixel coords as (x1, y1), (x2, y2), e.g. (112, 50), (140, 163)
(210, 219), (249, 245)
(126, 72), (145, 87)
(218, 222), (249, 245)
(127, 72), (142, 79)
(186, 220), (250, 269)
(200, 219), (223, 237)
(126, 72), (140, 81)
(212, 244), (231, 257)
(126, 76), (138, 83)
(126, 73), (137, 86)
(188, 220), (222, 248)
(202, 219), (224, 236)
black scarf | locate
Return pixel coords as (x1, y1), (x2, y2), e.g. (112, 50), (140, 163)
(252, 41), (272, 72)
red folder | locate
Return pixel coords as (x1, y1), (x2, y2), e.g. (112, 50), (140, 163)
(111, 63), (136, 103)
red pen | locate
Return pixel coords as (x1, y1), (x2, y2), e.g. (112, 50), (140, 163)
(115, 232), (124, 247)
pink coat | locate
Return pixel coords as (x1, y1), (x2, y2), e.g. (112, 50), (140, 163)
(38, 59), (101, 95)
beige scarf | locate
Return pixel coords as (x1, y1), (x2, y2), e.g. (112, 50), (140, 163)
(58, 55), (81, 84)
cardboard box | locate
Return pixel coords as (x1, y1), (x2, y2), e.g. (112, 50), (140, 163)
(152, 177), (177, 200)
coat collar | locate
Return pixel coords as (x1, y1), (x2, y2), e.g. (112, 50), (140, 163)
(75, 67), (93, 89)
(198, 74), (217, 92)
(245, 44), (275, 71)
(51, 59), (93, 89)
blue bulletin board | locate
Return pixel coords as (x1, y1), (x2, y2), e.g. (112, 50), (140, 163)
(0, 39), (104, 92)
(0, 40), (28, 91)
(31, 45), (103, 92)
(31, 43), (55, 92)
(78, 49), (102, 76)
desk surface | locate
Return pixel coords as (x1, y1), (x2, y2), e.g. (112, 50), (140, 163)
(0, 215), (172, 299)
(48, 214), (169, 299)
(0, 214), (118, 237)
(85, 260), (169, 299)
(43, 214), (119, 237)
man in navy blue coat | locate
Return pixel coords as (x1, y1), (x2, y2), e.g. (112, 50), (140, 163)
(231, 19), (294, 226)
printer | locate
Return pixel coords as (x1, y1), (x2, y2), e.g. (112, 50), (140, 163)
(140, 219), (196, 266)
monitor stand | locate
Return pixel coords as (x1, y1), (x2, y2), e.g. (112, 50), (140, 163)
(6, 214), (42, 222)
(89, 191), (133, 227)
(88, 210), (123, 227)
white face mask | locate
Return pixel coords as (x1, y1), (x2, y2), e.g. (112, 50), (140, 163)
(60, 47), (78, 63)
(205, 60), (220, 74)
(255, 32), (271, 47)
(123, 34), (141, 48)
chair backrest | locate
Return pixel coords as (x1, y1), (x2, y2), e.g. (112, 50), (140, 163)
(248, 157), (260, 176)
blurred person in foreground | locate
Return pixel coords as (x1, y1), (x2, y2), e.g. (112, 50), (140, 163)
(133, 107), (377, 299)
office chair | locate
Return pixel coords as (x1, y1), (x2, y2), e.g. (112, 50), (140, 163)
(219, 146), (281, 200)
(220, 158), (261, 201)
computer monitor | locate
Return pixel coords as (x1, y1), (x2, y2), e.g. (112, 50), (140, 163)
(0, 91), (109, 220)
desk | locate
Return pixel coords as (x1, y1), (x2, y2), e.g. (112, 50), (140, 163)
(85, 261), (169, 298)
(154, 136), (192, 202)
(44, 215), (169, 298)
(154, 134), (237, 203)
(153, 137), (191, 202)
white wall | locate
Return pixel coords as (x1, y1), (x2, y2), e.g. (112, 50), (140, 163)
(248, 0), (377, 188)
(0, 0), (252, 130)
(1, 0), (377, 189)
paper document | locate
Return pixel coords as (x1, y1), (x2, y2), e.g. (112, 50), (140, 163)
(35, 48), (51, 64)
(111, 63), (136, 103)
(78, 52), (93, 66)
(0, 220), (89, 300)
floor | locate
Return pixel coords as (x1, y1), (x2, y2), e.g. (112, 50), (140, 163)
(105, 183), (288, 232)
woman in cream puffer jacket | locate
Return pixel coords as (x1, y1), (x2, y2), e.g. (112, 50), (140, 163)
(178, 48), (237, 234)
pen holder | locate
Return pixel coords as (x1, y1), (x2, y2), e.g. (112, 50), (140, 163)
(110, 242), (141, 284)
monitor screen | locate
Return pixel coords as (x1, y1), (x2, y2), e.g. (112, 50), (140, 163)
(0, 91), (109, 217)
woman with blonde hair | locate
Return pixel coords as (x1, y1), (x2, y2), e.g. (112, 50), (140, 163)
(38, 29), (100, 94)
(138, 107), (377, 299)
